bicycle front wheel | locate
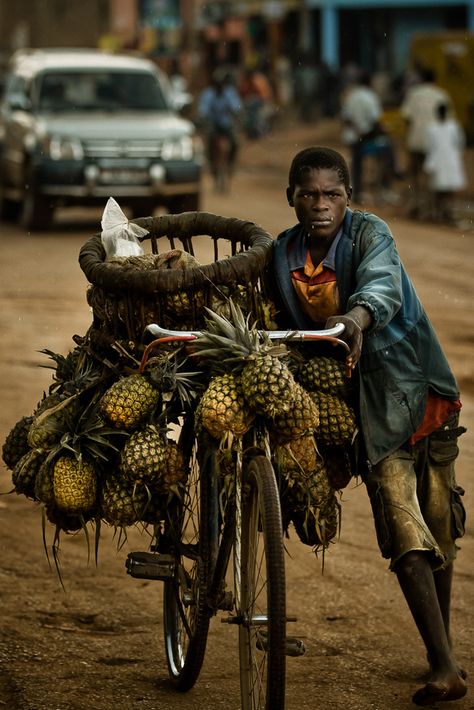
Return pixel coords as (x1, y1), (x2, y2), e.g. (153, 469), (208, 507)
(163, 441), (217, 691)
(238, 455), (286, 710)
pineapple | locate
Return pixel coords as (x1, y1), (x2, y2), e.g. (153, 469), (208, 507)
(197, 372), (254, 442)
(311, 390), (357, 446)
(297, 356), (348, 393)
(12, 448), (46, 499)
(321, 443), (355, 490)
(99, 373), (159, 429)
(2, 415), (33, 469)
(100, 474), (149, 528)
(28, 394), (80, 450)
(44, 504), (83, 533)
(271, 383), (319, 442)
(274, 433), (319, 480)
(190, 300), (298, 419)
(120, 424), (169, 486)
(53, 456), (98, 514)
(34, 459), (55, 506)
(156, 249), (206, 318)
(284, 456), (339, 550)
(156, 439), (188, 494)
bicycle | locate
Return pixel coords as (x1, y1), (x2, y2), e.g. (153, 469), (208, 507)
(125, 321), (348, 710)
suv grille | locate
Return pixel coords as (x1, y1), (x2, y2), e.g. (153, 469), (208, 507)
(83, 139), (163, 159)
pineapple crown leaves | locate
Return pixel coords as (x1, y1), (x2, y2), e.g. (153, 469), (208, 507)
(39, 346), (104, 395)
(189, 299), (288, 373)
(145, 350), (205, 408)
(47, 395), (127, 465)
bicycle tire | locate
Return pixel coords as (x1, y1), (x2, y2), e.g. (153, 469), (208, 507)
(162, 440), (217, 691)
(238, 454), (286, 710)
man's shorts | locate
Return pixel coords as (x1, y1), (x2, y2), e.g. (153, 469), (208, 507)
(363, 413), (466, 571)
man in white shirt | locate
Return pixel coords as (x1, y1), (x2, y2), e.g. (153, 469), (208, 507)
(340, 72), (384, 202)
(401, 67), (451, 217)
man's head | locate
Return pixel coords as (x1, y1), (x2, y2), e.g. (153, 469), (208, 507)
(286, 147), (352, 240)
(288, 147), (351, 194)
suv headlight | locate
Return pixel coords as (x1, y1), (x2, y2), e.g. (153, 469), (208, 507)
(41, 135), (84, 161)
(161, 135), (194, 161)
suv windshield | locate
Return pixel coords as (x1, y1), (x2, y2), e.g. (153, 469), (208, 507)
(34, 70), (169, 112)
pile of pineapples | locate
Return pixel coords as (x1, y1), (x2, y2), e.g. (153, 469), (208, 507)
(2, 341), (195, 537)
(189, 303), (358, 553)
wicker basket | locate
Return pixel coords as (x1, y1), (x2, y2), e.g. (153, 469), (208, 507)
(79, 211), (274, 346)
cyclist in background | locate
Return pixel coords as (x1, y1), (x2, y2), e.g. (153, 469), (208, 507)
(197, 71), (242, 180)
(265, 146), (467, 707)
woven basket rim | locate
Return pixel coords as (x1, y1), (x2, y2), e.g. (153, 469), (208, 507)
(79, 211), (273, 295)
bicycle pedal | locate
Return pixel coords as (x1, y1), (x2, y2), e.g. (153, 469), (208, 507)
(125, 551), (175, 581)
(255, 631), (306, 657)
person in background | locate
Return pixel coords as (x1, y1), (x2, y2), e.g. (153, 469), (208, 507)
(340, 71), (397, 203)
(238, 67), (274, 139)
(265, 146), (467, 707)
(197, 71), (242, 177)
(424, 101), (467, 224)
(400, 67), (451, 218)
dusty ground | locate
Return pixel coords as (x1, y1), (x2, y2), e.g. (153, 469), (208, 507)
(0, 119), (473, 710)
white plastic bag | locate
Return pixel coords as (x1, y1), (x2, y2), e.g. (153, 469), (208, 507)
(100, 197), (147, 260)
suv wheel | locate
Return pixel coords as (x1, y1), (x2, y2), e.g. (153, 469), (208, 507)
(20, 187), (54, 231)
(0, 181), (21, 221)
(167, 194), (200, 214)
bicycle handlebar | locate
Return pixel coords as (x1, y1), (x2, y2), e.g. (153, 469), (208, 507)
(145, 322), (346, 343)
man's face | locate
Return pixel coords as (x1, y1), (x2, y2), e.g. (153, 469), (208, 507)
(287, 167), (351, 240)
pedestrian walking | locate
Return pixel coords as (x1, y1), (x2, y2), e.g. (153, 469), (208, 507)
(424, 101), (467, 224)
(400, 67), (451, 218)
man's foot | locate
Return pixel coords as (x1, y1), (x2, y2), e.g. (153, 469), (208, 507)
(412, 673), (467, 706)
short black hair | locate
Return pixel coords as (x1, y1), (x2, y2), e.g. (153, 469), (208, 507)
(288, 147), (351, 192)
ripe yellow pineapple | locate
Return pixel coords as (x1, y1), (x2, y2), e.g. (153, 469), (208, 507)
(190, 300), (298, 419)
(53, 456), (97, 514)
(99, 373), (159, 429)
(197, 372), (254, 442)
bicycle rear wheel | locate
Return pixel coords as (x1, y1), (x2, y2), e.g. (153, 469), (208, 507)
(238, 455), (286, 710)
(162, 439), (218, 691)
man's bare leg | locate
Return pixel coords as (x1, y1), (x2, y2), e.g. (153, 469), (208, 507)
(395, 551), (467, 705)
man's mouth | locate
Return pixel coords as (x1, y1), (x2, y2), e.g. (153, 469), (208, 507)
(310, 218), (333, 228)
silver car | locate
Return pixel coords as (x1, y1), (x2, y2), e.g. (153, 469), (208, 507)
(0, 48), (202, 230)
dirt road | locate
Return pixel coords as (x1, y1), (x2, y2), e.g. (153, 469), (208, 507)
(0, 120), (473, 710)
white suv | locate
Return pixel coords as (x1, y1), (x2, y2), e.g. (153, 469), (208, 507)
(0, 48), (202, 230)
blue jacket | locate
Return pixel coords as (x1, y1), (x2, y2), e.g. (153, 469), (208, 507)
(269, 209), (459, 464)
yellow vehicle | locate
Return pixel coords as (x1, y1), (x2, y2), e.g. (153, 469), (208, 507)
(409, 31), (474, 143)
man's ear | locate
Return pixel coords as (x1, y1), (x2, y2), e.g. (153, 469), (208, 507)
(286, 187), (294, 206)
(347, 185), (353, 204)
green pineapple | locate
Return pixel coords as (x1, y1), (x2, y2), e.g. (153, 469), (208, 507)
(297, 356), (348, 393)
(99, 373), (160, 430)
(2, 415), (33, 469)
(12, 448), (46, 499)
(311, 390), (357, 446)
(100, 474), (149, 528)
(120, 424), (169, 485)
(28, 394), (80, 450)
(284, 456), (339, 551)
(271, 383), (319, 441)
(34, 459), (55, 506)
